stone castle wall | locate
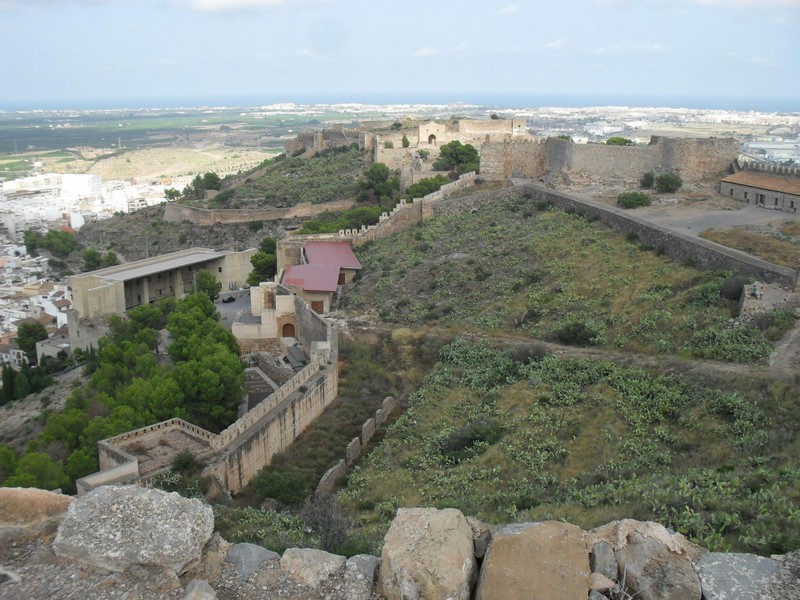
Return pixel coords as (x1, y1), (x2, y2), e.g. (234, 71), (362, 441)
(163, 198), (355, 226)
(480, 136), (739, 182)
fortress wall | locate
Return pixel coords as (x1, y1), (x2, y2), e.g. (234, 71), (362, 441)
(294, 294), (335, 352)
(521, 184), (798, 288)
(204, 359), (339, 493)
(570, 144), (659, 179)
(480, 140), (547, 180)
(163, 199), (355, 225)
(480, 137), (738, 183)
(666, 137), (740, 181)
(201, 295), (338, 492)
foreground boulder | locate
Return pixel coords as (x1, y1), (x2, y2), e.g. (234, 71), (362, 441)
(592, 520), (705, 600)
(379, 507), (476, 600)
(475, 521), (591, 600)
(0, 487), (72, 526)
(280, 547), (347, 588)
(695, 552), (778, 599)
(52, 485), (214, 574)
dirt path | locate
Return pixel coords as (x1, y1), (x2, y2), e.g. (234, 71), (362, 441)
(770, 320), (800, 376)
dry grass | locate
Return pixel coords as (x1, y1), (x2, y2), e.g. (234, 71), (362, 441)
(700, 227), (800, 268)
(781, 221), (800, 237)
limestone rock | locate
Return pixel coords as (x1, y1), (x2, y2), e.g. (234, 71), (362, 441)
(760, 549), (800, 600)
(475, 521), (591, 600)
(615, 532), (702, 600)
(345, 554), (379, 600)
(380, 507), (477, 600)
(591, 572), (618, 592)
(226, 542), (279, 580)
(184, 578), (218, 600)
(127, 563), (181, 592)
(0, 488), (72, 526)
(591, 541), (618, 580)
(592, 519), (706, 563)
(52, 485), (213, 574)
(466, 516), (492, 559)
(589, 591), (608, 600)
(696, 552), (778, 599)
(280, 547), (346, 589)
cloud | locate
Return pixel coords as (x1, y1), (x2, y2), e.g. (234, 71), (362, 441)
(188, 0), (317, 10)
(543, 38), (567, 50)
(498, 4), (519, 15)
(413, 47), (439, 57)
(690, 0), (800, 6)
(593, 42), (670, 55)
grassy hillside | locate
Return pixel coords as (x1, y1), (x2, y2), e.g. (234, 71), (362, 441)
(341, 193), (794, 363)
(210, 145), (367, 209)
(339, 336), (800, 555)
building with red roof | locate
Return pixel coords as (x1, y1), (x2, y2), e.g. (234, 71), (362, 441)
(280, 241), (363, 313)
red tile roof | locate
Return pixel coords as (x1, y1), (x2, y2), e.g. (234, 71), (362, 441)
(721, 172), (800, 196)
(282, 264), (341, 293)
(303, 241), (362, 270)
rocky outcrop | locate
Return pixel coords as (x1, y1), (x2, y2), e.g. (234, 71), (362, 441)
(379, 507), (477, 600)
(696, 552), (779, 600)
(280, 547), (347, 588)
(475, 521), (591, 600)
(0, 489), (798, 600)
(52, 485), (214, 574)
(225, 542), (279, 580)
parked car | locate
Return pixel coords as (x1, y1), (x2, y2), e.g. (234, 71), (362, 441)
(222, 296), (236, 303)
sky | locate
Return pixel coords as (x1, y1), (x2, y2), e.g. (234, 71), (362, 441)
(1, 0), (799, 111)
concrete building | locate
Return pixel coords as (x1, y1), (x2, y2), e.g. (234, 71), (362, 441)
(720, 172), (800, 212)
(69, 247), (256, 318)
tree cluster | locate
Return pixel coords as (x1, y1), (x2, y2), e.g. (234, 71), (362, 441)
(0, 293), (245, 493)
(356, 163), (400, 206)
(402, 174), (450, 200)
(182, 172), (222, 201)
(299, 206), (384, 235)
(1, 363), (52, 404)
(246, 237), (278, 287)
(605, 137), (634, 146)
(82, 248), (119, 272)
(431, 141), (480, 175)
(24, 229), (80, 258)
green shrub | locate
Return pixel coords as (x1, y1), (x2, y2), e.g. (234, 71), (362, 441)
(252, 466), (312, 505)
(655, 172), (682, 193)
(640, 171), (655, 188)
(439, 418), (505, 464)
(172, 449), (197, 473)
(384, 141), (394, 149)
(617, 192), (652, 209)
(552, 322), (600, 346)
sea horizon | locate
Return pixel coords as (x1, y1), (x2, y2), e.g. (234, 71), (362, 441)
(1, 92), (798, 115)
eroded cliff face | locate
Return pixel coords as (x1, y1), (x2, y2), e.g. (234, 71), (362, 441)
(0, 486), (797, 600)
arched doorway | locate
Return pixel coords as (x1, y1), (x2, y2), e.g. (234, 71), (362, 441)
(428, 134), (437, 146)
(282, 323), (296, 338)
